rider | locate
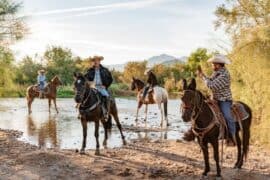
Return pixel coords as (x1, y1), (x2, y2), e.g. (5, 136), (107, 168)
(142, 69), (158, 101)
(196, 54), (236, 145)
(37, 69), (46, 98)
(84, 55), (113, 120)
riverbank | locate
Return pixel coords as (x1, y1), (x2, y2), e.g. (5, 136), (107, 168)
(0, 129), (269, 180)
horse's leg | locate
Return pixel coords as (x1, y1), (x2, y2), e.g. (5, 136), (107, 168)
(48, 99), (51, 113)
(102, 120), (108, 148)
(111, 107), (126, 145)
(94, 121), (100, 155)
(158, 103), (164, 127)
(27, 97), (33, 114)
(201, 141), (210, 178)
(211, 140), (221, 178)
(135, 102), (140, 122)
(53, 98), (59, 113)
(144, 104), (148, 122)
(80, 118), (87, 154)
(234, 130), (242, 169)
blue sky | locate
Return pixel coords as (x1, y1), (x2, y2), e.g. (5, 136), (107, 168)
(11, 0), (229, 65)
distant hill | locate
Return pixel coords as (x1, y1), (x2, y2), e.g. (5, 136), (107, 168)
(108, 54), (187, 71)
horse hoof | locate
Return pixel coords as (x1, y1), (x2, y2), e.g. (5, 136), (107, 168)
(123, 139), (127, 145)
(167, 123), (170, 126)
(135, 118), (138, 122)
(80, 150), (86, 155)
(215, 176), (222, 180)
(200, 175), (208, 180)
(95, 149), (100, 156)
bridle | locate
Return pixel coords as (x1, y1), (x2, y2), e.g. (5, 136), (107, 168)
(181, 90), (204, 121)
(181, 90), (219, 144)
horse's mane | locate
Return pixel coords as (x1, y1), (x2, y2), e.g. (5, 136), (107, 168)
(135, 78), (145, 86)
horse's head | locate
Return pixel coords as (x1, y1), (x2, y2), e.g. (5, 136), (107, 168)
(180, 78), (200, 122)
(131, 77), (145, 91)
(51, 76), (62, 86)
(73, 72), (87, 103)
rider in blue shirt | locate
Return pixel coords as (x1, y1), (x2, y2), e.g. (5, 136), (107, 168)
(37, 70), (46, 98)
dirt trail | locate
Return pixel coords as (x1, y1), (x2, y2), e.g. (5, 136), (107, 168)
(0, 129), (269, 180)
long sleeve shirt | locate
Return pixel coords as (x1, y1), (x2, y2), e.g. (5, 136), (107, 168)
(203, 67), (232, 101)
(37, 75), (46, 84)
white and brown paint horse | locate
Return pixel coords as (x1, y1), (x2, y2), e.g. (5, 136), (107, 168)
(26, 76), (62, 114)
(131, 77), (169, 127)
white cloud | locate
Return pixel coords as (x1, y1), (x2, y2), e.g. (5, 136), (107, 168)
(20, 0), (168, 17)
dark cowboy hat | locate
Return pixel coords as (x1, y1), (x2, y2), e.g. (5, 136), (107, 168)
(89, 55), (104, 61)
(38, 69), (46, 74)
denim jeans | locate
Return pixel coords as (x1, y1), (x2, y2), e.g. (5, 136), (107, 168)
(96, 86), (109, 97)
(218, 100), (236, 136)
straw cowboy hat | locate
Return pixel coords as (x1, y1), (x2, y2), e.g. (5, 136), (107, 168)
(207, 54), (231, 64)
(38, 69), (46, 74)
(89, 55), (104, 61)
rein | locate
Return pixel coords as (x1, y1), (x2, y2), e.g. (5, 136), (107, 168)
(79, 87), (101, 113)
(183, 90), (219, 143)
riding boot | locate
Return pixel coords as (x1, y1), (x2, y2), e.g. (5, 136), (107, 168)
(39, 91), (43, 99)
(183, 128), (195, 141)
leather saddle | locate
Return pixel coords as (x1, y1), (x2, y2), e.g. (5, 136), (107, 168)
(206, 100), (249, 123)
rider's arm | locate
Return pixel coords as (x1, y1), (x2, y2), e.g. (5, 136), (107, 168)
(203, 73), (229, 91)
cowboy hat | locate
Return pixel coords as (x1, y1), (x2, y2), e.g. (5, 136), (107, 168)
(89, 55), (104, 61)
(38, 69), (46, 73)
(207, 54), (231, 64)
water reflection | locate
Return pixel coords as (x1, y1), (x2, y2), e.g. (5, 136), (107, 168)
(0, 98), (189, 149)
(26, 115), (58, 148)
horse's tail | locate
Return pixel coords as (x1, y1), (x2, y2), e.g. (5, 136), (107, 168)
(241, 102), (252, 161)
(164, 99), (168, 119)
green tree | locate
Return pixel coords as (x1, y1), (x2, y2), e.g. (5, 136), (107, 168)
(0, 47), (15, 89)
(44, 46), (78, 85)
(15, 56), (43, 85)
(215, 0), (270, 145)
(122, 61), (147, 83)
(0, 0), (26, 45)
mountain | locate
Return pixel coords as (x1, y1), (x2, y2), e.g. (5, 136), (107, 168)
(108, 54), (187, 71)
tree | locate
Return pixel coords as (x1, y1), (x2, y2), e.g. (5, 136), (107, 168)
(44, 46), (78, 85)
(122, 61), (147, 83)
(0, 47), (15, 88)
(0, 0), (26, 45)
(15, 56), (43, 85)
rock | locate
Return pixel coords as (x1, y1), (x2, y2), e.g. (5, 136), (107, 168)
(118, 168), (132, 177)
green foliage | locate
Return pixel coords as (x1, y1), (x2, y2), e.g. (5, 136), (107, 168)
(57, 86), (74, 98)
(44, 46), (80, 85)
(122, 61), (147, 83)
(0, 47), (15, 89)
(215, 0), (270, 145)
(0, 0), (26, 45)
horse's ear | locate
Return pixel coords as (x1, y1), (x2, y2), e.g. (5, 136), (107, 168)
(73, 72), (78, 78)
(132, 76), (135, 81)
(182, 79), (187, 90)
(188, 78), (196, 90)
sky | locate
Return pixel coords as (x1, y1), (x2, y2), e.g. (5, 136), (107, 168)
(11, 0), (230, 65)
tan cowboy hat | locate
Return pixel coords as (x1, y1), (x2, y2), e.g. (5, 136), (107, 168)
(207, 54), (231, 64)
(38, 69), (46, 74)
(89, 55), (104, 61)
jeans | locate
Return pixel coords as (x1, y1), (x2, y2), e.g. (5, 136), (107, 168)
(96, 86), (109, 97)
(39, 81), (45, 91)
(143, 86), (150, 99)
(218, 100), (236, 136)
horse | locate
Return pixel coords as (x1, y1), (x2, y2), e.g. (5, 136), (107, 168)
(73, 72), (126, 155)
(26, 76), (62, 114)
(131, 77), (169, 127)
(180, 78), (252, 179)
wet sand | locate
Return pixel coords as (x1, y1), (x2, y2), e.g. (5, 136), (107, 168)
(1, 129), (269, 180)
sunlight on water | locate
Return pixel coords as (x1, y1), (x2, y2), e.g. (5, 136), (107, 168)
(0, 98), (189, 149)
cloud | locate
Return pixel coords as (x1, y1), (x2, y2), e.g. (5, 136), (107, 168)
(20, 0), (168, 18)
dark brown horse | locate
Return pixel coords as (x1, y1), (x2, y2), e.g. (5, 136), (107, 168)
(131, 77), (169, 127)
(73, 73), (126, 155)
(181, 78), (252, 179)
(26, 76), (62, 114)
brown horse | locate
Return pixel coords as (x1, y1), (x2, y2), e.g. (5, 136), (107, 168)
(26, 76), (62, 114)
(73, 73), (126, 155)
(181, 79), (252, 179)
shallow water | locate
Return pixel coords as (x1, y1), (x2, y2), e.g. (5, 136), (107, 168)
(0, 98), (190, 150)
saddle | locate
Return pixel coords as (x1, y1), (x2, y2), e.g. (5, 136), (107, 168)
(143, 87), (155, 104)
(206, 100), (249, 138)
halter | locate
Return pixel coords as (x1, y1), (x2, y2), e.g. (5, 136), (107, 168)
(181, 90), (219, 144)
